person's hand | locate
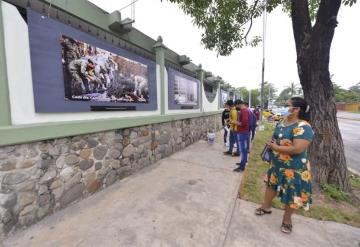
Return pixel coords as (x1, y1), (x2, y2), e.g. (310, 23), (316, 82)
(266, 140), (277, 150)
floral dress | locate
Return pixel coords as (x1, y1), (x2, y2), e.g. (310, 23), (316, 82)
(266, 120), (314, 210)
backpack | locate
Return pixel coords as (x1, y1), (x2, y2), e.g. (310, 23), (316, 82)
(249, 110), (257, 129)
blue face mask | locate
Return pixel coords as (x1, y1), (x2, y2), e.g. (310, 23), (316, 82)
(282, 107), (291, 117)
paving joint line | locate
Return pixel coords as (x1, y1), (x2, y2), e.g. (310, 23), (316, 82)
(167, 157), (236, 173)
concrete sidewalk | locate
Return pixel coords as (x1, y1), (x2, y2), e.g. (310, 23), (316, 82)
(3, 134), (360, 247)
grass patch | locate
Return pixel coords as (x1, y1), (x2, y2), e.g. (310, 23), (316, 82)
(350, 174), (360, 190)
(321, 183), (351, 203)
(239, 122), (360, 228)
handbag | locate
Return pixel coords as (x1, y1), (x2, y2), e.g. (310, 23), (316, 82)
(260, 144), (272, 163)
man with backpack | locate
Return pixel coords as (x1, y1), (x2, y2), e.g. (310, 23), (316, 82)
(245, 102), (257, 145)
(253, 106), (260, 121)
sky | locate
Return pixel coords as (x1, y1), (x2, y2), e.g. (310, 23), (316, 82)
(89, 0), (360, 93)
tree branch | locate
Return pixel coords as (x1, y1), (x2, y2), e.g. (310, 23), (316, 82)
(241, 0), (261, 45)
(312, 0), (341, 43)
(244, 17), (254, 45)
(290, 0), (312, 54)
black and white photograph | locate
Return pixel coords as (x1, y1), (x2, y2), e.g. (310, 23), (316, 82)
(221, 89), (228, 106)
(174, 75), (198, 105)
(60, 35), (149, 103)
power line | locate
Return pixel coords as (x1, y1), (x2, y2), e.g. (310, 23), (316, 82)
(118, 0), (141, 11)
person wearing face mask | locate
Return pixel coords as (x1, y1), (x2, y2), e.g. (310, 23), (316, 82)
(255, 97), (314, 234)
(224, 100), (241, 156)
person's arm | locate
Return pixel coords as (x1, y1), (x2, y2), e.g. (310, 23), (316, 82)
(235, 110), (243, 126)
(267, 139), (311, 155)
(267, 124), (314, 155)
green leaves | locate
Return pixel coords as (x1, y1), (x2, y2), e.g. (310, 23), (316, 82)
(165, 0), (357, 56)
(167, 0), (265, 55)
(333, 82), (360, 103)
(343, 0), (357, 7)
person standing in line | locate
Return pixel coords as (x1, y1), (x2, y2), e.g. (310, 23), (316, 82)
(245, 102), (257, 146)
(234, 100), (250, 172)
(253, 106), (260, 121)
(224, 100), (240, 156)
(255, 97), (314, 234)
(222, 100), (232, 146)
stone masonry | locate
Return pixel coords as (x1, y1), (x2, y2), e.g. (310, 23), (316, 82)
(0, 115), (221, 238)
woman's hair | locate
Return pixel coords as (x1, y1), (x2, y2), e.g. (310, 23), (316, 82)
(291, 97), (310, 121)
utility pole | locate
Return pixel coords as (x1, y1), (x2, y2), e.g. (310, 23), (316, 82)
(260, 2), (267, 120)
(249, 89), (251, 108)
(268, 86), (271, 108)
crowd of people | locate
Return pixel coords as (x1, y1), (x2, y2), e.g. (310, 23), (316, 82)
(220, 97), (314, 234)
(222, 99), (259, 171)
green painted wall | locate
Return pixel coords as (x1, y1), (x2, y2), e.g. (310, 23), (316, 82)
(0, 0), (221, 147)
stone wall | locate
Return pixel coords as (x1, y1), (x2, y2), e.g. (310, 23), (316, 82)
(0, 114), (221, 238)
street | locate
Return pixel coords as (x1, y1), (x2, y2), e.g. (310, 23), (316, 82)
(337, 112), (360, 174)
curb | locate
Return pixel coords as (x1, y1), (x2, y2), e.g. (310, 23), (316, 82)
(348, 167), (360, 177)
(337, 117), (360, 122)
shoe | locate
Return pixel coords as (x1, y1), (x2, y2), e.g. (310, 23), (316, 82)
(281, 222), (292, 234)
(223, 151), (232, 155)
(255, 207), (272, 215)
(233, 167), (244, 172)
(232, 152), (240, 157)
(236, 162), (241, 166)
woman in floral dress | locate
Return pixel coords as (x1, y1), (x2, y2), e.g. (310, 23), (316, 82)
(255, 97), (314, 234)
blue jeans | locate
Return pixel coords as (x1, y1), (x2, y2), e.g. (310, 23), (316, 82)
(238, 132), (249, 168)
(228, 130), (240, 154)
(250, 127), (256, 141)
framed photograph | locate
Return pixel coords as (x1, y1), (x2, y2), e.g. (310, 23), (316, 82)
(220, 89), (229, 107)
(27, 9), (157, 112)
(168, 68), (199, 109)
(61, 35), (149, 104)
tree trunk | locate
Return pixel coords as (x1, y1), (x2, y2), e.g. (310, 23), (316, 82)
(290, 0), (351, 191)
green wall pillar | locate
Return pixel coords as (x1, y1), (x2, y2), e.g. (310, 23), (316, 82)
(0, 0), (11, 126)
(196, 65), (204, 112)
(153, 36), (166, 115)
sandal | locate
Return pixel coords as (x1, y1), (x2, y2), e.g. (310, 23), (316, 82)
(281, 222), (292, 234)
(255, 207), (272, 215)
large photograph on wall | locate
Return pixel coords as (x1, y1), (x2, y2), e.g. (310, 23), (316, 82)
(61, 35), (149, 103)
(27, 9), (157, 112)
(167, 68), (200, 110)
(174, 75), (198, 105)
(220, 89), (229, 107)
